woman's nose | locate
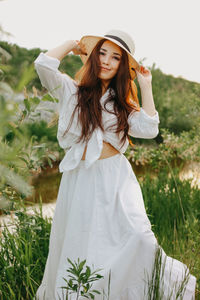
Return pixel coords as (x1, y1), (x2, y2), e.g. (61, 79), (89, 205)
(102, 55), (110, 65)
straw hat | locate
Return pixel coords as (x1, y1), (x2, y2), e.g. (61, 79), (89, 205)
(79, 29), (140, 81)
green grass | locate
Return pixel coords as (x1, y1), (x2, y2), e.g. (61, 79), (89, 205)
(146, 245), (192, 300)
(0, 202), (51, 300)
(140, 169), (200, 298)
(0, 170), (199, 299)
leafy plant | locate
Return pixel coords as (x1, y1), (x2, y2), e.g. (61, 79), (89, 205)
(127, 127), (200, 172)
(60, 258), (103, 300)
(0, 86), (59, 210)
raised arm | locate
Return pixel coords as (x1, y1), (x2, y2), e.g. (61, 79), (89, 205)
(128, 67), (159, 139)
(34, 40), (86, 111)
(136, 66), (156, 117)
(45, 40), (79, 61)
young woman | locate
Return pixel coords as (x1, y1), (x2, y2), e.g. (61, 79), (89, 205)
(34, 30), (196, 300)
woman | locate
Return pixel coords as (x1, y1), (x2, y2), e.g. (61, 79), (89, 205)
(34, 30), (196, 299)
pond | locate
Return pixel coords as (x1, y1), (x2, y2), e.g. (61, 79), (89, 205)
(27, 162), (62, 204)
(28, 160), (200, 205)
(1, 159), (199, 220)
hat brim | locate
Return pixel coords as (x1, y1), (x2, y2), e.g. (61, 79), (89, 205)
(79, 35), (139, 80)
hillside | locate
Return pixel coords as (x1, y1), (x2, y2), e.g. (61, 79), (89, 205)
(0, 40), (200, 139)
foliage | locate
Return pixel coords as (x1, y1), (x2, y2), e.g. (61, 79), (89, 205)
(127, 127), (200, 171)
(0, 41), (83, 93)
(60, 258), (103, 300)
(139, 170), (200, 293)
(0, 95), (32, 208)
(0, 89), (59, 210)
(146, 246), (191, 300)
(0, 39), (200, 299)
(150, 66), (200, 135)
(0, 202), (51, 300)
(140, 170), (200, 245)
(25, 120), (58, 142)
(0, 172), (199, 299)
(1, 40), (200, 136)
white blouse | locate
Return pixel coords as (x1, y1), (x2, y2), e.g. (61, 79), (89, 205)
(34, 53), (160, 172)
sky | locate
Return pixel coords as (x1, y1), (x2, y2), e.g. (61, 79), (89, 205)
(0, 0), (200, 83)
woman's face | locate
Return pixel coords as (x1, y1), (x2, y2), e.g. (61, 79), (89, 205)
(98, 40), (122, 84)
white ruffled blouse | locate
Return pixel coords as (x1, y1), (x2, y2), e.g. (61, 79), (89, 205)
(34, 52), (160, 172)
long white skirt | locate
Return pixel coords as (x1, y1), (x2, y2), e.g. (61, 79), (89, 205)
(35, 153), (196, 300)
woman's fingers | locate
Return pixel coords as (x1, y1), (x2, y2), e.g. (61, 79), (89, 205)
(72, 41), (87, 55)
(136, 66), (151, 77)
(136, 66), (152, 88)
(138, 65), (150, 75)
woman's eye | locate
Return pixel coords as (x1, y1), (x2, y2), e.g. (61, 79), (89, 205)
(99, 51), (105, 56)
(113, 56), (120, 61)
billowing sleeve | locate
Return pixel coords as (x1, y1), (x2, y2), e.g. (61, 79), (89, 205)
(34, 52), (77, 112)
(128, 107), (160, 139)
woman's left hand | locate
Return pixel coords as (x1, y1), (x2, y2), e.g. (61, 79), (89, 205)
(72, 40), (87, 56)
(136, 66), (152, 88)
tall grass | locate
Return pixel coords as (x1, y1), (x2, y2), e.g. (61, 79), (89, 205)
(0, 201), (51, 299)
(140, 169), (200, 297)
(145, 245), (191, 300)
(0, 170), (199, 299)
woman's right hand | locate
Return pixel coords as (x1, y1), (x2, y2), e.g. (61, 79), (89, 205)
(136, 66), (152, 89)
(72, 40), (87, 56)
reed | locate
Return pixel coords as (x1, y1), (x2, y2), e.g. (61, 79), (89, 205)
(145, 245), (191, 300)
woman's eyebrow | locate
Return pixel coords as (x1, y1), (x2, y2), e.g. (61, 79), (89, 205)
(113, 52), (121, 56)
(100, 48), (121, 56)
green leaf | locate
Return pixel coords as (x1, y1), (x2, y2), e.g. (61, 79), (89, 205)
(24, 99), (30, 112)
(18, 156), (29, 165)
(42, 93), (59, 103)
(91, 289), (101, 294)
(85, 266), (91, 278)
(68, 279), (73, 288)
(29, 97), (40, 105)
(89, 293), (95, 299)
(72, 284), (78, 291)
(67, 258), (76, 269)
(78, 259), (86, 272)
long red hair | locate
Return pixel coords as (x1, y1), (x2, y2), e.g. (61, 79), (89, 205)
(63, 39), (140, 149)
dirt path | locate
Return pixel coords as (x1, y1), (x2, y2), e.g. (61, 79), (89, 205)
(0, 202), (56, 235)
(179, 162), (200, 188)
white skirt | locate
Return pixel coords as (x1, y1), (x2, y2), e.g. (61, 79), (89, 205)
(35, 153), (196, 300)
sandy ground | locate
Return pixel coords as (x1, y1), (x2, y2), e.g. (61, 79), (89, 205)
(179, 162), (200, 189)
(0, 202), (56, 235)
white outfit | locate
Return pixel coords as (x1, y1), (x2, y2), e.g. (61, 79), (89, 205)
(34, 53), (196, 300)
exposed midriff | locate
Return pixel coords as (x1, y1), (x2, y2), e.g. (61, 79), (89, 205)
(81, 141), (120, 160)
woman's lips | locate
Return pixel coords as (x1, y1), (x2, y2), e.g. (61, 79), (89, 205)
(101, 67), (110, 72)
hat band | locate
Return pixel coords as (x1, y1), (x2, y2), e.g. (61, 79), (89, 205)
(104, 34), (131, 53)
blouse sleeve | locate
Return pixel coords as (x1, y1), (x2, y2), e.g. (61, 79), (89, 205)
(34, 52), (77, 112)
(128, 107), (160, 139)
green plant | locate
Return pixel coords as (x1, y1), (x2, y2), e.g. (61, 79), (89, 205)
(0, 87), (59, 210)
(139, 169), (200, 295)
(0, 201), (51, 299)
(60, 258), (103, 300)
(127, 127), (200, 173)
(146, 246), (191, 300)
